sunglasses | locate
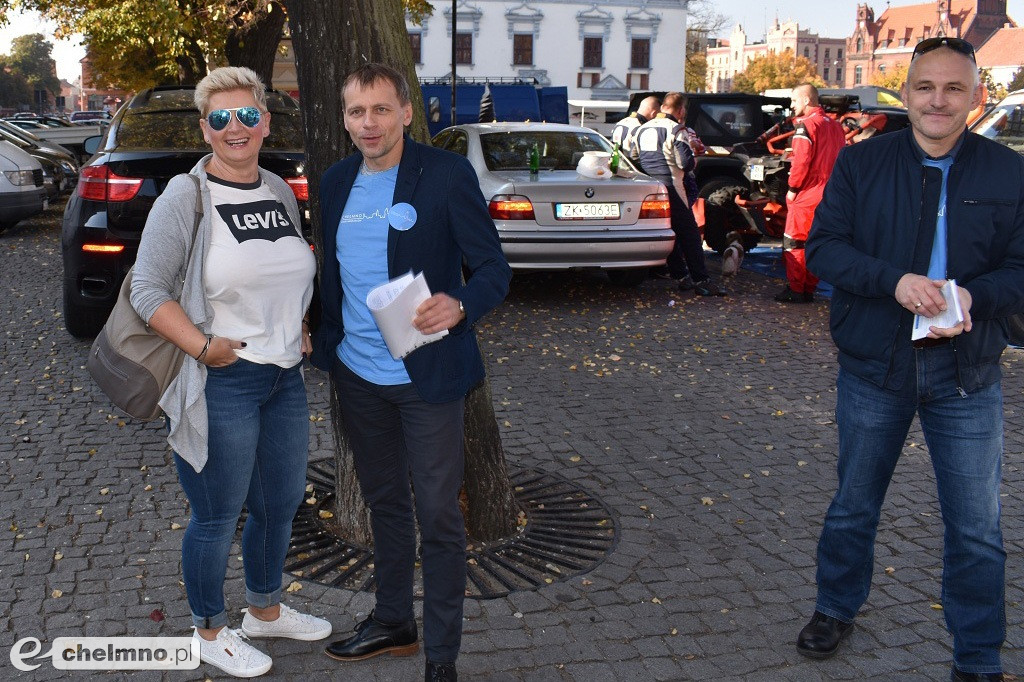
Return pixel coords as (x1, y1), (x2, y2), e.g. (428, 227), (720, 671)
(205, 106), (262, 131)
(911, 36), (976, 63)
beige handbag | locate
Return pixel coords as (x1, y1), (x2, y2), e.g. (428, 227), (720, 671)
(86, 175), (202, 420)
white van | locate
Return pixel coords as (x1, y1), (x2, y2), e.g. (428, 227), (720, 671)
(567, 99), (630, 136)
(0, 140), (47, 234)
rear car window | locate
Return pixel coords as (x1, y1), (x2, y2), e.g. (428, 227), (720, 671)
(973, 101), (1024, 153)
(480, 131), (611, 171)
(114, 109), (304, 151)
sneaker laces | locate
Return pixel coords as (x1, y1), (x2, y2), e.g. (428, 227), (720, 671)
(211, 628), (260, 664)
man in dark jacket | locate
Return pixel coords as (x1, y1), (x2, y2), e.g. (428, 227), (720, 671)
(312, 63), (511, 682)
(797, 38), (1024, 682)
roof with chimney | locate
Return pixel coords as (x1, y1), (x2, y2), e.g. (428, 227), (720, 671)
(976, 25), (1024, 66)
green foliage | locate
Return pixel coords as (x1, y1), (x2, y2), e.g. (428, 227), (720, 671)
(0, 57), (33, 107)
(731, 50), (823, 94)
(7, 32), (59, 94)
(1006, 66), (1024, 94)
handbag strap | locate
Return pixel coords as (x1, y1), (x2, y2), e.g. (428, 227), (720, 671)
(177, 174), (204, 299)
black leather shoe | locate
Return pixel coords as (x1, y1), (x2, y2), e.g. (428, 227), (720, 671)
(952, 667), (1003, 681)
(775, 286), (810, 303)
(324, 613), (418, 661)
(796, 611), (854, 659)
(426, 661), (458, 681)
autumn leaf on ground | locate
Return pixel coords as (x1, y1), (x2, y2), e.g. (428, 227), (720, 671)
(701, 497), (714, 506)
(285, 581), (302, 593)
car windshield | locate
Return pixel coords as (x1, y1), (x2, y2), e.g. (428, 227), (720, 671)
(972, 100), (1024, 153)
(480, 130), (612, 171)
(114, 109), (304, 151)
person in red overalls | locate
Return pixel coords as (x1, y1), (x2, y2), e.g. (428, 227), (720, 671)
(776, 84), (846, 303)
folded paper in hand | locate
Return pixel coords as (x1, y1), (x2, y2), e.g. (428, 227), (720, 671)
(367, 271), (448, 359)
(911, 279), (964, 341)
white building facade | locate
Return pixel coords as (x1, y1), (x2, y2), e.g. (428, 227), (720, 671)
(406, 0), (688, 100)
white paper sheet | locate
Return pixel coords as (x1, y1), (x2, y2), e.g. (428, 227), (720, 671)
(367, 271), (448, 359)
(911, 279), (965, 341)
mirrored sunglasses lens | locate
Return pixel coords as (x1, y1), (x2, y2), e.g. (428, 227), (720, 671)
(208, 109), (231, 131)
(237, 107), (261, 127)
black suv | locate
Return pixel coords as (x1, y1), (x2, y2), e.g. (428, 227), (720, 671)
(61, 86), (309, 338)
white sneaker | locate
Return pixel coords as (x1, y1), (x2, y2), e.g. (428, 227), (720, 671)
(194, 628), (272, 678)
(241, 603), (333, 641)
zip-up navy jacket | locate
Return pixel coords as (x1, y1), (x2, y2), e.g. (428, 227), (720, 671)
(807, 127), (1024, 392)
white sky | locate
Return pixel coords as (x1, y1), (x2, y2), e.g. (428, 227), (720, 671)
(0, 11), (84, 83)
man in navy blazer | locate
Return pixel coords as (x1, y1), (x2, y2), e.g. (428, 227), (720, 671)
(313, 64), (510, 682)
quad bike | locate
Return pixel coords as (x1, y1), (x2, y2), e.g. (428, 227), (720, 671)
(694, 95), (908, 275)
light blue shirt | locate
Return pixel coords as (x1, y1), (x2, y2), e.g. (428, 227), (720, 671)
(336, 166), (411, 385)
(923, 155), (954, 280)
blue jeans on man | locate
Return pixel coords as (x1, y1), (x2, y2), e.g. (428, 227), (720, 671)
(174, 359), (310, 629)
(815, 345), (1005, 674)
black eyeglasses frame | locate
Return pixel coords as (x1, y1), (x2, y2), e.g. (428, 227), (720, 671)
(911, 36), (976, 63)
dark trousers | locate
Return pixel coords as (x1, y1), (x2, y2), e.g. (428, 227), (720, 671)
(655, 175), (708, 283)
(331, 358), (467, 663)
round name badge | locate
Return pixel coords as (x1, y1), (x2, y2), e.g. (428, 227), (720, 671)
(389, 203), (417, 231)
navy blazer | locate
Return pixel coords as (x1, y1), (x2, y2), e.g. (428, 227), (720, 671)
(310, 136), (512, 403)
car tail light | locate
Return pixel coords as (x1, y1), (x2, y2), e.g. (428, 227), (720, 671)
(489, 194), (535, 220)
(82, 244), (125, 253)
(77, 165), (143, 202)
(286, 176), (308, 201)
(639, 193), (671, 219)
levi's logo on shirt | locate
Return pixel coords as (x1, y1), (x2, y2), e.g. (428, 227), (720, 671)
(216, 200), (293, 243)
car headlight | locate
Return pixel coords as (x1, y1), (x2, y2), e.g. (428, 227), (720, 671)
(3, 170), (35, 186)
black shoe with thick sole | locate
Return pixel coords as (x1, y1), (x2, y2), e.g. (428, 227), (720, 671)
(796, 611), (854, 659)
(324, 613), (419, 661)
(775, 286), (810, 303)
(426, 661), (458, 681)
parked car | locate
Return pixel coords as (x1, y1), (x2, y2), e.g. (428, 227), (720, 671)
(4, 114), (74, 128)
(69, 110), (112, 125)
(0, 121), (77, 199)
(62, 85), (309, 338)
(971, 89), (1024, 153)
(0, 140), (48, 234)
(431, 122), (674, 285)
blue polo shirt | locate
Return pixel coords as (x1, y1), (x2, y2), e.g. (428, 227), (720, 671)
(335, 166), (411, 385)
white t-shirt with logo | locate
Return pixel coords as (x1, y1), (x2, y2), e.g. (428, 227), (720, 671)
(204, 175), (315, 367)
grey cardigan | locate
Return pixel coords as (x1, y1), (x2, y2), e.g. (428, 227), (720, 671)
(129, 155), (304, 472)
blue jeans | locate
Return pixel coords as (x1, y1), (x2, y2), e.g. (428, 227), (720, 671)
(173, 359), (309, 629)
(815, 346), (1005, 674)
(331, 358), (466, 663)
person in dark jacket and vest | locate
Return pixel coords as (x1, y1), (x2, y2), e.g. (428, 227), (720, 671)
(610, 95), (660, 165)
(776, 83), (845, 303)
(797, 38), (1024, 682)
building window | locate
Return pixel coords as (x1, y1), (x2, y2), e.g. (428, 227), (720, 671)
(803, 47), (810, 58)
(455, 32), (472, 64)
(824, 67), (830, 81)
(878, 63), (886, 75)
(583, 36), (603, 68)
(854, 66), (862, 85)
(837, 48), (843, 59)
(631, 38), (651, 69)
(825, 48), (831, 61)
(408, 32), (422, 64)
(856, 37), (863, 52)
(836, 68), (842, 82)
(513, 34), (533, 65)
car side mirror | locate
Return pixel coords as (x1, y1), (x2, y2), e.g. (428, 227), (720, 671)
(83, 136), (101, 155)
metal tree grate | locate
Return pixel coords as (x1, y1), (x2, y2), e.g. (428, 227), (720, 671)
(281, 461), (618, 599)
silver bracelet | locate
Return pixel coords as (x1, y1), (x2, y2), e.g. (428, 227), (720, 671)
(195, 336), (212, 362)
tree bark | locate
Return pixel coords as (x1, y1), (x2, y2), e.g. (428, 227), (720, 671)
(225, 1), (287, 87)
(287, 0), (517, 545)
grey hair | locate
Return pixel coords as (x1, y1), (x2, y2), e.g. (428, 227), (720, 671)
(194, 66), (268, 116)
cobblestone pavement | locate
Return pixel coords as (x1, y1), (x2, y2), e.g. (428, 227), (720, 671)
(1, 205), (1022, 682)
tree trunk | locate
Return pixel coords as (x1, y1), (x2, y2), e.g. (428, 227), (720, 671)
(225, 1), (287, 87)
(287, 0), (517, 545)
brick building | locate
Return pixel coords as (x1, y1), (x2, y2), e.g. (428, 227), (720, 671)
(845, 0), (1014, 88)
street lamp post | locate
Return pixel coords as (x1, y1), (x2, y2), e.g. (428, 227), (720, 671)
(451, 0), (457, 127)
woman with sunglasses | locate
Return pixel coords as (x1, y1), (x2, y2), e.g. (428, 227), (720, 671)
(130, 66), (328, 678)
